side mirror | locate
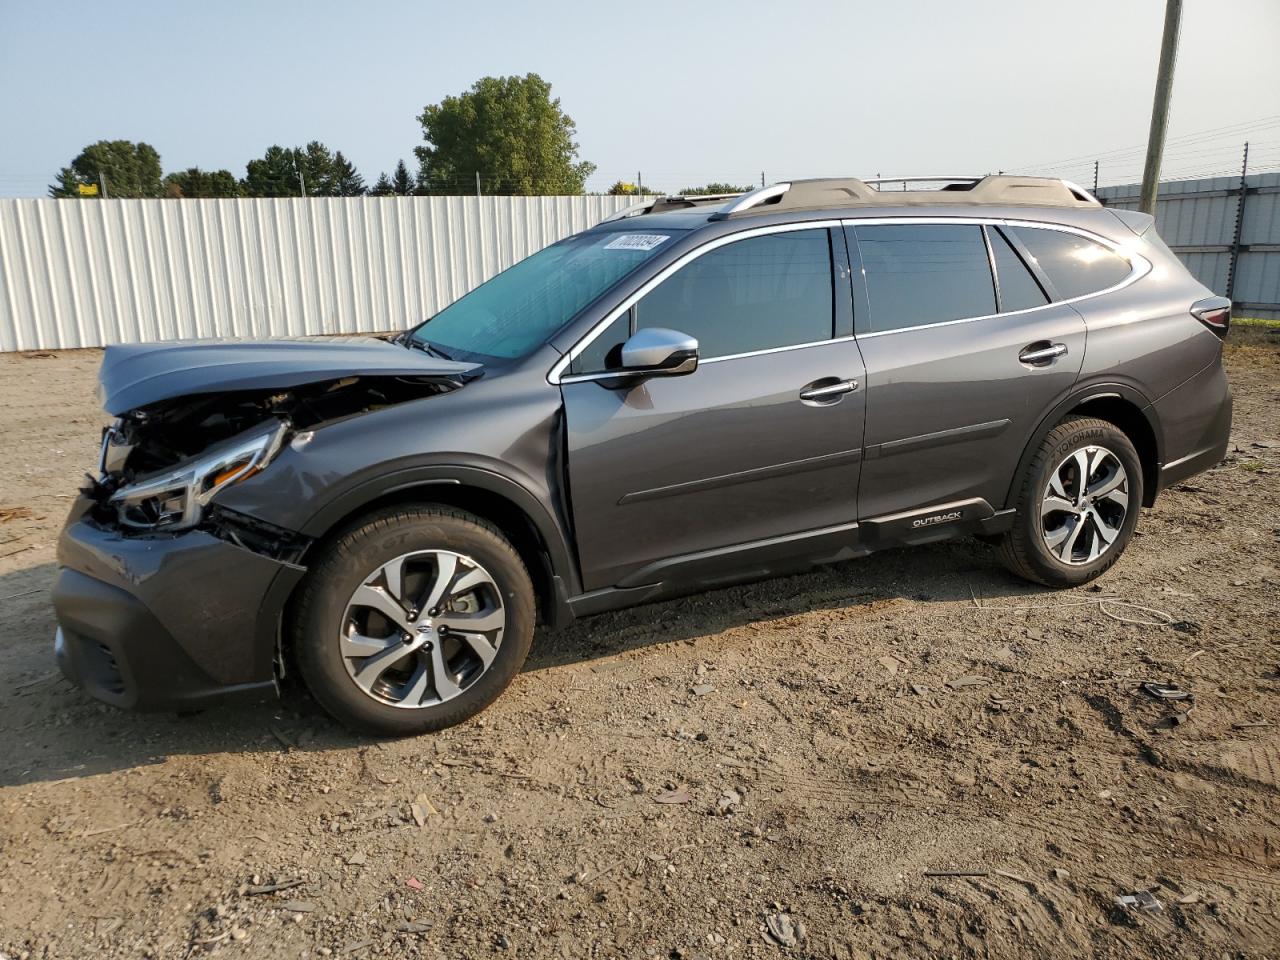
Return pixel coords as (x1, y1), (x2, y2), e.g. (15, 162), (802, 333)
(618, 327), (698, 377)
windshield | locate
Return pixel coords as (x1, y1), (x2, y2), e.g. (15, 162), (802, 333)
(408, 229), (684, 361)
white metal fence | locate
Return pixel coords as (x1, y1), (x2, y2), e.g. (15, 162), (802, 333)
(1096, 172), (1280, 320)
(0, 195), (641, 352)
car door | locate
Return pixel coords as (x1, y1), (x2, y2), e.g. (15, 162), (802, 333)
(848, 221), (1086, 526)
(559, 224), (867, 592)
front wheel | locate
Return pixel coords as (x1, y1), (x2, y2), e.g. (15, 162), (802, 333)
(997, 416), (1143, 587)
(293, 505), (535, 736)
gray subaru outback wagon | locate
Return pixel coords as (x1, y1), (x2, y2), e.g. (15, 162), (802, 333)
(53, 176), (1233, 734)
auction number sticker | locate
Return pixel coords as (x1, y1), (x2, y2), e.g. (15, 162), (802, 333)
(603, 233), (670, 251)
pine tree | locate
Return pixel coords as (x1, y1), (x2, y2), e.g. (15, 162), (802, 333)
(392, 160), (414, 196)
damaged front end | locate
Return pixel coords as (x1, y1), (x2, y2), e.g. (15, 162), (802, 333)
(88, 374), (464, 553)
(55, 338), (481, 711)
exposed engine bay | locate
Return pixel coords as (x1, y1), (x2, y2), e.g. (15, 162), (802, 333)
(89, 374), (462, 540)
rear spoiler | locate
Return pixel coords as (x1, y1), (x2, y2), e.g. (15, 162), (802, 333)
(1108, 208), (1156, 237)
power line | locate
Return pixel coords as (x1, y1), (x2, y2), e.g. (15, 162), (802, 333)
(1013, 114), (1280, 174)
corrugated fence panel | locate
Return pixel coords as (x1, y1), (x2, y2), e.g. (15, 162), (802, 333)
(1096, 173), (1280, 318)
(0, 194), (640, 351)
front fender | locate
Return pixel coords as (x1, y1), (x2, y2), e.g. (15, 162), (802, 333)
(295, 460), (578, 590)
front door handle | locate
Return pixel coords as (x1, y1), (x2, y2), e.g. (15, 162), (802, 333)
(1019, 341), (1068, 366)
(799, 379), (859, 403)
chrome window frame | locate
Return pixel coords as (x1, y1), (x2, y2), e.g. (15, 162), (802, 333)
(548, 220), (842, 385)
(547, 216), (1151, 382)
(847, 217), (1151, 339)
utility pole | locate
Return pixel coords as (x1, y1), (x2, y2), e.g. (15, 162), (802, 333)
(475, 172), (482, 197)
(1226, 141), (1250, 303)
(637, 170), (642, 195)
(760, 171), (765, 187)
(1139, 0), (1183, 214)
(1093, 160), (1099, 194)
(98, 172), (108, 199)
(295, 158), (306, 197)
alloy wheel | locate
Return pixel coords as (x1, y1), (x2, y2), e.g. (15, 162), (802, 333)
(1040, 445), (1130, 565)
(339, 549), (505, 708)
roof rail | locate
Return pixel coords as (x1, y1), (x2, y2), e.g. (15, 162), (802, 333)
(1058, 179), (1101, 204)
(863, 175), (982, 188)
(713, 182), (792, 217)
(600, 199), (657, 223)
(609, 175), (1101, 223)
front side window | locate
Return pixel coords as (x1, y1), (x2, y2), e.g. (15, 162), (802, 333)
(568, 228), (836, 374)
(409, 229), (683, 361)
(854, 224), (996, 333)
(634, 229), (834, 360)
(1008, 227), (1131, 300)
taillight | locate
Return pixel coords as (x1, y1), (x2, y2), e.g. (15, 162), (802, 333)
(1191, 297), (1231, 338)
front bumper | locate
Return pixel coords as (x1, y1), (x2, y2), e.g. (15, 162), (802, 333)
(52, 498), (305, 711)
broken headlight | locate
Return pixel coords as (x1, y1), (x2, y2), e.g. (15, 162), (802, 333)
(108, 420), (287, 531)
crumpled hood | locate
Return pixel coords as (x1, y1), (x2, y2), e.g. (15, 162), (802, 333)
(99, 336), (481, 415)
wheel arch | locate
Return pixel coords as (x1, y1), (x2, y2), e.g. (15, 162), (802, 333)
(1007, 385), (1164, 511)
(291, 466), (579, 632)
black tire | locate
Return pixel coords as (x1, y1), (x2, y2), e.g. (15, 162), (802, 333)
(293, 505), (535, 736)
(997, 416), (1143, 588)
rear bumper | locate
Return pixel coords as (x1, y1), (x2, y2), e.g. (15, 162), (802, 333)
(52, 498), (304, 711)
(1153, 360), (1233, 495)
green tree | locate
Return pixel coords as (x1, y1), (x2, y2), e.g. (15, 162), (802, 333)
(242, 145), (303, 196)
(368, 160), (414, 197)
(50, 140), (163, 198)
(392, 160), (415, 196)
(414, 73), (595, 195)
(242, 142), (366, 197)
(162, 167), (241, 198)
(606, 180), (662, 196)
(679, 182), (751, 196)
(330, 150), (366, 196)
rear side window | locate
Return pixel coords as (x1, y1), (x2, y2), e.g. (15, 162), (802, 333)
(988, 227), (1049, 312)
(854, 224), (996, 333)
(1008, 227), (1131, 300)
(633, 229), (834, 360)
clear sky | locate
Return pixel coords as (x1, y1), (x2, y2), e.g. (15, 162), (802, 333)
(2, 0), (1278, 198)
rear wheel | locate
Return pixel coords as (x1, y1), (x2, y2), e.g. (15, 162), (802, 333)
(294, 506), (535, 735)
(997, 416), (1143, 587)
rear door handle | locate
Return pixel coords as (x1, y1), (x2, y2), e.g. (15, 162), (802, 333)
(799, 379), (859, 403)
(1019, 342), (1068, 366)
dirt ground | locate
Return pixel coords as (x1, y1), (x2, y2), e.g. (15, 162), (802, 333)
(0, 328), (1277, 960)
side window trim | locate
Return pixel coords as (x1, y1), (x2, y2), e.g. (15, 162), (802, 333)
(980, 225), (1003, 313)
(834, 224), (861, 338)
(839, 216), (1151, 339)
(551, 219), (843, 384)
(995, 225), (1060, 301)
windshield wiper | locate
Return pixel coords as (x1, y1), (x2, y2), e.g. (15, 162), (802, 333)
(403, 337), (454, 361)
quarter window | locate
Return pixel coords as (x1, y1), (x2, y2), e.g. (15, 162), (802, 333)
(854, 225), (996, 333)
(1008, 227), (1131, 300)
(633, 229), (834, 360)
(567, 313), (628, 376)
(988, 227), (1049, 312)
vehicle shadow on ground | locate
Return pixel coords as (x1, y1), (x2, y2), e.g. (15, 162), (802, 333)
(0, 538), (1047, 788)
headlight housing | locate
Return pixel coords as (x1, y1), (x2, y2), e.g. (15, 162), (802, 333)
(109, 420), (286, 531)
